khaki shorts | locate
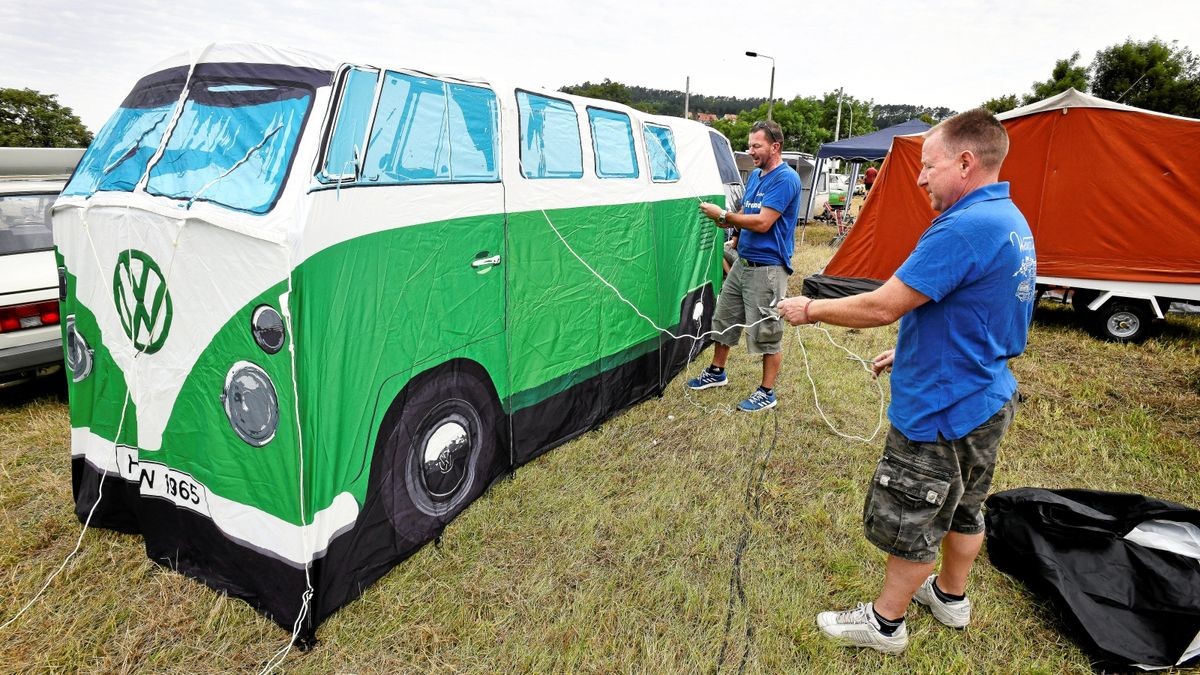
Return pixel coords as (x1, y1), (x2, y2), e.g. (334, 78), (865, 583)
(862, 393), (1018, 563)
(711, 258), (787, 355)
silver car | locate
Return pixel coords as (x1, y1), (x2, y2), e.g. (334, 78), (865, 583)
(0, 148), (83, 388)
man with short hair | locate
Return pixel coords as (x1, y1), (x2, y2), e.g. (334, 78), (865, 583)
(694, 120), (801, 412)
(778, 109), (1037, 653)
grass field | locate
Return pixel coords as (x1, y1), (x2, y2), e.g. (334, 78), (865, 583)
(2, 223), (1199, 673)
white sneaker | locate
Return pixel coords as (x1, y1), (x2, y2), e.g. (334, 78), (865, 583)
(816, 602), (908, 654)
(913, 575), (971, 628)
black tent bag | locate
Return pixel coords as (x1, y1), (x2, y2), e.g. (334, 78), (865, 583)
(985, 488), (1200, 669)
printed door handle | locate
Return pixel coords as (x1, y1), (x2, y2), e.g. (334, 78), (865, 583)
(471, 254), (502, 268)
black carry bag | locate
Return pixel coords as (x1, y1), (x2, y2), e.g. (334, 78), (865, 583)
(985, 488), (1200, 670)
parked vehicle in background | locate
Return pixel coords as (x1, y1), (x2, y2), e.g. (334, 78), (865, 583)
(733, 150), (834, 221)
(0, 148), (84, 388)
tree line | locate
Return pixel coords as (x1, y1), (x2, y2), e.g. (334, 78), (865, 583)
(566, 37), (1200, 155)
(2, 38), (1196, 151)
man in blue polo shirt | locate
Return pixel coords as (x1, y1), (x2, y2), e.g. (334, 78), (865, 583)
(693, 120), (801, 412)
(778, 109), (1036, 653)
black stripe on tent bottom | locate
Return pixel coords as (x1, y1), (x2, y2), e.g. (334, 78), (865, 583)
(985, 487), (1200, 669)
(802, 273), (883, 299)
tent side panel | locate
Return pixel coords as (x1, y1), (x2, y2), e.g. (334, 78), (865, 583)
(1030, 109), (1200, 284)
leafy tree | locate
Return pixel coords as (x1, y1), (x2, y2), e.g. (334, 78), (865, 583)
(712, 117), (752, 150)
(1024, 51), (1090, 103)
(712, 94), (875, 155)
(559, 79), (633, 106)
(982, 94), (1020, 114)
(559, 80), (766, 118)
(1090, 38), (1200, 116)
(871, 103), (956, 128)
(0, 88), (92, 147)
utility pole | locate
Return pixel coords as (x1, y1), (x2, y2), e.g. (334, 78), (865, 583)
(684, 76), (690, 119)
(745, 52), (776, 121)
(833, 87), (844, 141)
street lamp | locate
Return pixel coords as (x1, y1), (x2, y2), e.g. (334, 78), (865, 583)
(745, 51), (775, 121)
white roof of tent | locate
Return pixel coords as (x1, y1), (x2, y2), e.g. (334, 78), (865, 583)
(997, 87), (1196, 122)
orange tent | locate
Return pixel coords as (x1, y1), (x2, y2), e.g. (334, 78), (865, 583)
(804, 90), (1200, 299)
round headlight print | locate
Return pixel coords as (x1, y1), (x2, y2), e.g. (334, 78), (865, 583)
(251, 305), (286, 354)
(222, 362), (280, 446)
(65, 316), (94, 383)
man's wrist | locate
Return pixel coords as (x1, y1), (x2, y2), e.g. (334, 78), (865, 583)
(801, 298), (813, 324)
(718, 209), (727, 226)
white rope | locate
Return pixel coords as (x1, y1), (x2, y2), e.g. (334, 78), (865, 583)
(259, 238), (315, 675)
(792, 324), (887, 443)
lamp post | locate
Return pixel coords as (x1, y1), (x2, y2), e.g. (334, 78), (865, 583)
(745, 51), (775, 121)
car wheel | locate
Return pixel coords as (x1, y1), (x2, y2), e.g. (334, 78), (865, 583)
(1092, 301), (1153, 344)
(378, 366), (499, 545)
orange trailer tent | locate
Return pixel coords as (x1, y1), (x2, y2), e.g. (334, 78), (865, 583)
(803, 89), (1200, 340)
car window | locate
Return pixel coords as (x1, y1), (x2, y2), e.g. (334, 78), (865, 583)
(0, 193), (58, 255)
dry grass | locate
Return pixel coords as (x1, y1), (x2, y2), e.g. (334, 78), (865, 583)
(2, 223), (1198, 672)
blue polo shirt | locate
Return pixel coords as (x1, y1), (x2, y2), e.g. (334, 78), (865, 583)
(890, 182), (1036, 441)
(738, 163), (801, 274)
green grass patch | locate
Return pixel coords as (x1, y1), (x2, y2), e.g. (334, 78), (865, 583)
(2, 223), (1198, 671)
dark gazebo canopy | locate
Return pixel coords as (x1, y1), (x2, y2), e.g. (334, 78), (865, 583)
(816, 118), (932, 161)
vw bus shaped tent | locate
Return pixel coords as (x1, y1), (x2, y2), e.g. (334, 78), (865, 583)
(804, 89), (1200, 342)
(54, 43), (741, 639)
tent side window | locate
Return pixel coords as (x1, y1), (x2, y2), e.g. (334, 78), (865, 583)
(586, 107), (638, 179)
(362, 72), (449, 184)
(643, 124), (679, 182)
(446, 83), (500, 182)
(319, 67), (380, 183)
(516, 91), (583, 179)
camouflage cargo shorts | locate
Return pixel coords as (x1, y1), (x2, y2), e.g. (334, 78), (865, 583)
(862, 393), (1018, 563)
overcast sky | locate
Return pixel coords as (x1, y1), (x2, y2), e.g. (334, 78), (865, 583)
(3, 0), (1198, 133)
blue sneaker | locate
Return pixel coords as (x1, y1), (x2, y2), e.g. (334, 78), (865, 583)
(737, 387), (777, 412)
(687, 368), (728, 390)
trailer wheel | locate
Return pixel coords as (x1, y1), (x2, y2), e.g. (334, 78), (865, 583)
(377, 365), (500, 545)
(1092, 301), (1153, 344)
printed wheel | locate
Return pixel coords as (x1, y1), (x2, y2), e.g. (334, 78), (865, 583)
(379, 366), (499, 544)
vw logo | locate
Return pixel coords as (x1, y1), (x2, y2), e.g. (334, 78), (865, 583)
(436, 448), (455, 474)
(112, 249), (173, 354)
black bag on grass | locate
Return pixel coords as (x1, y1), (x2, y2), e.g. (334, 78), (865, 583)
(984, 487), (1200, 670)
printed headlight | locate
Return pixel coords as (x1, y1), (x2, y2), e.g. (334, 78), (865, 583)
(251, 305), (285, 354)
(221, 361), (279, 446)
(65, 316), (94, 383)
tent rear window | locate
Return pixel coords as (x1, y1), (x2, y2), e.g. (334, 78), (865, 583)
(708, 130), (740, 185)
(643, 124), (679, 182)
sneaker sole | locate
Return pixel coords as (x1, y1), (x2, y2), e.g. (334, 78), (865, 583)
(913, 588), (970, 629)
(828, 635), (907, 655)
(687, 379), (728, 390)
(737, 399), (777, 412)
